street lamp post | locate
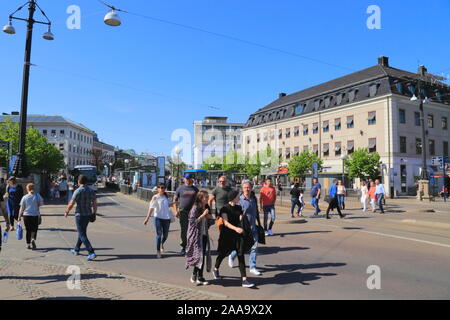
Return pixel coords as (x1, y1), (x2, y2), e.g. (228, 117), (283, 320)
(3, 0), (54, 178)
(340, 154), (348, 186)
(109, 162), (113, 178)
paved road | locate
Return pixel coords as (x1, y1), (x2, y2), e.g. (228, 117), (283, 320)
(1, 188), (450, 299)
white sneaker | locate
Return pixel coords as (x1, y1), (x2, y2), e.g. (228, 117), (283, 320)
(228, 255), (234, 268)
(250, 268), (262, 276)
(268, 230), (274, 236)
(264, 231), (269, 236)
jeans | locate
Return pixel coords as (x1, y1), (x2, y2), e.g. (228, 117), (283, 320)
(263, 205), (276, 231)
(337, 195), (345, 210)
(376, 194), (384, 212)
(230, 229), (258, 269)
(290, 199), (302, 216)
(74, 215), (94, 254)
(311, 197), (320, 215)
(23, 216), (39, 244)
(154, 217), (170, 251)
(0, 202), (10, 230)
(179, 209), (189, 250)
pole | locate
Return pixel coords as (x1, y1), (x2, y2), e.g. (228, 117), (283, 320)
(13, 0), (37, 178)
(444, 162), (447, 203)
(418, 80), (428, 181)
(342, 159), (345, 186)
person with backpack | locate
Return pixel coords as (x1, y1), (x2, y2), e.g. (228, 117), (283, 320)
(186, 191), (215, 285)
(64, 175), (97, 261)
(143, 184), (174, 258)
(18, 183), (44, 250)
(212, 190), (255, 288)
(5, 177), (24, 232)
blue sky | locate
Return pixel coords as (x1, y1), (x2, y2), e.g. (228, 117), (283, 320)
(1, 0), (449, 160)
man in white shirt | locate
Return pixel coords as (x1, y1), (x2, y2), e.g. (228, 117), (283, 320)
(375, 179), (385, 214)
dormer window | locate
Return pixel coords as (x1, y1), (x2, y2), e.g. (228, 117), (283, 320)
(369, 83), (380, 97)
(314, 99), (321, 111)
(348, 89), (358, 102)
(294, 104), (305, 116)
(395, 80), (403, 94)
(336, 93), (344, 105)
(408, 83), (416, 96)
(324, 96), (331, 108)
(435, 89), (443, 101)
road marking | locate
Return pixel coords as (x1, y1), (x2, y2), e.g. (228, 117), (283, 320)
(310, 220), (450, 249)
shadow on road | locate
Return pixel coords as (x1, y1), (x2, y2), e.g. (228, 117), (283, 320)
(97, 253), (181, 261)
(277, 231), (332, 238)
(1, 272), (124, 285)
(39, 228), (76, 232)
(259, 246), (309, 255)
(39, 297), (113, 300)
(33, 247), (114, 253)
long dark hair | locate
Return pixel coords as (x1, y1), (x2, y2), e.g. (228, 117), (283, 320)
(157, 183), (169, 198)
(194, 190), (209, 207)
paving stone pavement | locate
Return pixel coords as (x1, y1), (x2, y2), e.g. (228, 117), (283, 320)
(0, 258), (226, 300)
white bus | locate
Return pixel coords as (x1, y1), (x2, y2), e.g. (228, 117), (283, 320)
(72, 165), (98, 191)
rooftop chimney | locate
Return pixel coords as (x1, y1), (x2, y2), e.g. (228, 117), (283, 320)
(418, 65), (428, 76)
(378, 56), (389, 67)
(279, 92), (287, 99)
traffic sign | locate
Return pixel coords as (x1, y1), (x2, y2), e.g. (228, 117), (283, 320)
(312, 161), (318, 178)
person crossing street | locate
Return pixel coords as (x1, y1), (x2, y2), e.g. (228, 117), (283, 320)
(260, 178), (277, 235)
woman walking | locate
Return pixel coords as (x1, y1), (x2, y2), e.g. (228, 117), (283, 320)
(5, 177), (24, 232)
(212, 190), (255, 288)
(185, 190), (215, 285)
(360, 181), (369, 212)
(337, 180), (346, 210)
(289, 183), (302, 218)
(18, 184), (43, 250)
(368, 181), (377, 212)
(143, 184), (174, 258)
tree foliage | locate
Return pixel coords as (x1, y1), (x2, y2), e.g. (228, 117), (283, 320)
(0, 119), (65, 173)
(287, 151), (323, 179)
(344, 148), (381, 180)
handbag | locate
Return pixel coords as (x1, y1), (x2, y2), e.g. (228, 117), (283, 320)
(324, 195), (332, 203)
(89, 213), (96, 223)
(257, 225), (265, 245)
(16, 223), (23, 240)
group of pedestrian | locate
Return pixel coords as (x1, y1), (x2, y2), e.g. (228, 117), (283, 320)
(142, 174), (269, 288)
(360, 179), (386, 213)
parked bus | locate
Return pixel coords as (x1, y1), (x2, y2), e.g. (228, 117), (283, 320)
(71, 165), (98, 191)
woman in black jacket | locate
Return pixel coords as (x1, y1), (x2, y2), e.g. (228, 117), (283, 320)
(212, 190), (255, 288)
(5, 177), (24, 232)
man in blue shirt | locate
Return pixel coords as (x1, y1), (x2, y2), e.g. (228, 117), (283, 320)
(326, 179), (344, 219)
(229, 180), (263, 276)
(375, 179), (386, 213)
(310, 178), (321, 216)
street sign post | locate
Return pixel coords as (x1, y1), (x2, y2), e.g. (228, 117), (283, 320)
(312, 161), (318, 179)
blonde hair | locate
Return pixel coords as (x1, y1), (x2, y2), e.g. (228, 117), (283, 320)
(26, 183), (35, 193)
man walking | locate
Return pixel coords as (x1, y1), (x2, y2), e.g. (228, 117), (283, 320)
(174, 173), (199, 256)
(230, 180), (263, 275)
(325, 179), (345, 219)
(310, 178), (322, 216)
(64, 175), (97, 261)
(209, 175), (232, 218)
(375, 179), (386, 214)
(260, 178), (277, 235)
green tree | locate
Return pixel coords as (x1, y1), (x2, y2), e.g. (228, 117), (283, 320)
(344, 148), (381, 181)
(287, 151), (323, 179)
(0, 119), (65, 173)
(222, 151), (245, 173)
(244, 153), (261, 178)
(202, 155), (223, 171)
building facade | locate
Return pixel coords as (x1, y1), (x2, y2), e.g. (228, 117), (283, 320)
(0, 115), (95, 172)
(242, 57), (450, 196)
(193, 117), (244, 169)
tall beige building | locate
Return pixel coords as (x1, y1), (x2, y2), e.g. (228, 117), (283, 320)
(242, 57), (450, 196)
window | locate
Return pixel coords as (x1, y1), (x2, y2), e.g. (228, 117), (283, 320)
(348, 89), (358, 102)
(246, 136), (251, 144)
(414, 112), (420, 126)
(294, 147), (300, 156)
(368, 111), (376, 125)
(270, 131), (275, 140)
(442, 117), (448, 130)
(313, 145), (318, 156)
(279, 129), (283, 139)
(395, 81), (403, 94)
(368, 138), (377, 153)
(294, 104), (305, 116)
(312, 123), (319, 134)
(369, 83), (379, 97)
(428, 114), (434, 128)
(285, 128), (291, 138)
(334, 118), (341, 131)
(60, 130), (65, 137)
(303, 125), (309, 136)
(416, 138), (422, 154)
(324, 96), (331, 108)
(278, 148), (283, 159)
(346, 116), (354, 129)
(51, 130), (56, 137)
(257, 134), (260, 143)
(429, 139), (435, 156)
(336, 93), (344, 105)
(323, 143), (329, 157)
(59, 143), (64, 151)
(285, 148), (291, 159)
(399, 109), (406, 124)
(323, 120), (329, 133)
(444, 141), (449, 157)
(263, 132), (268, 142)
(314, 99), (321, 111)
(400, 136), (407, 153)
(347, 140), (354, 154)
(43, 130), (47, 136)
(294, 126), (300, 137)
(334, 142), (341, 156)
